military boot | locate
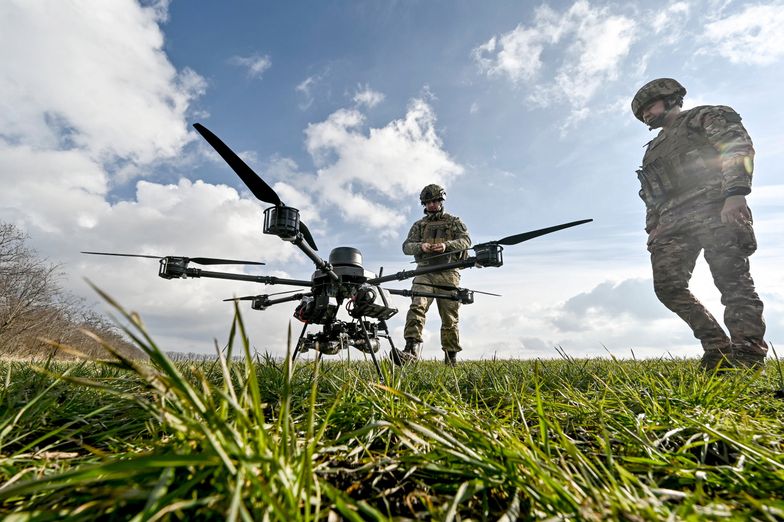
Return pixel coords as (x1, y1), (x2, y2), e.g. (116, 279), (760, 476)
(730, 340), (768, 372)
(444, 350), (457, 367)
(700, 348), (733, 371)
(391, 340), (420, 366)
(403, 340), (420, 361)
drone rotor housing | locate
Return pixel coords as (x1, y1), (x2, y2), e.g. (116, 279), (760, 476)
(475, 244), (503, 267)
(158, 257), (189, 279)
(263, 206), (300, 240)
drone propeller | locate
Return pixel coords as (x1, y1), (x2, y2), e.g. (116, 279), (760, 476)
(223, 288), (309, 302)
(410, 282), (501, 297)
(81, 251), (266, 266)
(491, 218), (593, 246)
(193, 123), (319, 251)
(414, 218), (594, 263)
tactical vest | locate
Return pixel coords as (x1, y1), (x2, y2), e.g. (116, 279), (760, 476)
(637, 108), (723, 211)
(413, 213), (468, 266)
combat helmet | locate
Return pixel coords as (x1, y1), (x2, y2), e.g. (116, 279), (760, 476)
(631, 78), (686, 122)
(420, 184), (446, 204)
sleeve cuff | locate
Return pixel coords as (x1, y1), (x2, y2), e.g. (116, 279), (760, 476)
(723, 186), (751, 198)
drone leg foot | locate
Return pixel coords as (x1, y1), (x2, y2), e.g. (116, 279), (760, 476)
(291, 321), (309, 362)
(359, 320), (384, 383)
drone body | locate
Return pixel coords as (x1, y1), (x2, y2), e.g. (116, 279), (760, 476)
(84, 122), (592, 378)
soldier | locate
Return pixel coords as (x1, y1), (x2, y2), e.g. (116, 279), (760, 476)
(394, 184), (471, 366)
(632, 78), (767, 369)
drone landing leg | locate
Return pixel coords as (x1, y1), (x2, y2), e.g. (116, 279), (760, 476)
(291, 321), (309, 362)
(378, 319), (403, 366)
(378, 319), (397, 352)
(358, 320), (384, 383)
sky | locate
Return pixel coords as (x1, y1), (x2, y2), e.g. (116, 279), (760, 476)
(1, 0), (783, 361)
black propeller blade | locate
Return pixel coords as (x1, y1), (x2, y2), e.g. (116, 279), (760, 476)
(406, 282), (501, 297)
(193, 123), (281, 206)
(193, 123), (319, 251)
(417, 218), (594, 263)
(81, 251), (265, 266)
(224, 296), (255, 302)
(492, 218), (593, 246)
(298, 223), (318, 253)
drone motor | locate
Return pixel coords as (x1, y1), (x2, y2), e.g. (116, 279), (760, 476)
(474, 244), (503, 268)
(158, 257), (189, 279)
(263, 206), (300, 240)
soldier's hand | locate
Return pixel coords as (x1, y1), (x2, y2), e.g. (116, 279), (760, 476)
(431, 243), (446, 254)
(721, 195), (751, 224)
(421, 242), (432, 253)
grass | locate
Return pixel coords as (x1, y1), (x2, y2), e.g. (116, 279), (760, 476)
(1, 293), (783, 520)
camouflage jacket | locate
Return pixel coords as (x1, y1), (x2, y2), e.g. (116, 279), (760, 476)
(636, 105), (755, 232)
(402, 210), (471, 267)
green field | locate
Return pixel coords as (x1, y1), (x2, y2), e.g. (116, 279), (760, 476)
(2, 302), (783, 520)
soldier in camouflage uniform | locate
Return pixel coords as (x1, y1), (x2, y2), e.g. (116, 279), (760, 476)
(395, 184), (471, 366)
(632, 78), (767, 370)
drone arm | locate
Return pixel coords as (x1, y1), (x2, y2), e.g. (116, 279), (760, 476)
(291, 236), (340, 282)
(366, 258), (477, 285)
(262, 292), (312, 307)
(183, 268), (312, 287)
(386, 288), (475, 304)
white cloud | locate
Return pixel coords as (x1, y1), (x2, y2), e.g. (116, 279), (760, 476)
(700, 3), (784, 65)
(303, 98), (464, 235)
(4, 171), (306, 354)
(0, 141), (110, 234)
(473, 1), (637, 112)
(553, 278), (669, 331)
(454, 274), (701, 360)
(651, 2), (691, 43)
(0, 1), (304, 354)
(473, 28), (549, 83)
(296, 74), (323, 110)
(0, 0), (205, 165)
(229, 53), (272, 79)
(353, 85), (385, 108)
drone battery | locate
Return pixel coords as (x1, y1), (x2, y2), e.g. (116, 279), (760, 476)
(349, 302), (397, 320)
(353, 336), (380, 354)
(263, 206), (300, 239)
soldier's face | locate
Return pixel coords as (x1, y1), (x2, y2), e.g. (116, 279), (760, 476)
(642, 99), (665, 125)
(424, 200), (442, 213)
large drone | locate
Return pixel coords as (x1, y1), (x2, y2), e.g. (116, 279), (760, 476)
(84, 123), (592, 378)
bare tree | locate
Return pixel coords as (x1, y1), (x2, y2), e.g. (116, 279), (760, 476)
(0, 222), (145, 360)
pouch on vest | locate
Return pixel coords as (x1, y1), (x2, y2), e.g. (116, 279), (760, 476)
(638, 157), (673, 200)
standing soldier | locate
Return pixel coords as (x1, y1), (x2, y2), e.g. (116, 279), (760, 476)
(632, 78), (767, 369)
(394, 184), (471, 366)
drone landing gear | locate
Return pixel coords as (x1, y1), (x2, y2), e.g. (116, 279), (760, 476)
(290, 319), (393, 382)
(358, 320), (384, 382)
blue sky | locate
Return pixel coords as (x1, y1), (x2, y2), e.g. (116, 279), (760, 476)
(1, 0), (783, 359)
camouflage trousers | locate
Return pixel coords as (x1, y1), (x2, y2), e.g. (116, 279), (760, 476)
(403, 270), (462, 353)
(649, 204), (767, 358)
